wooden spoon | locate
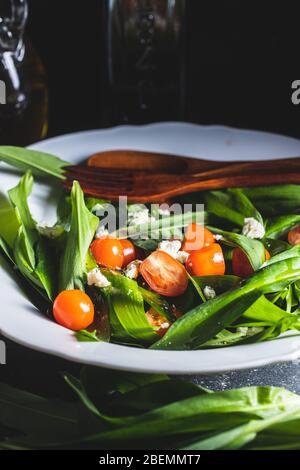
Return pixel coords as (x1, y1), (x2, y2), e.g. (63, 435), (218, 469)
(87, 149), (237, 174)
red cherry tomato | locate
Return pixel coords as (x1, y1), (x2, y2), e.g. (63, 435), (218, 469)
(186, 243), (225, 276)
(120, 239), (137, 267)
(53, 290), (94, 331)
(140, 250), (188, 297)
(182, 223), (215, 252)
(288, 225), (300, 246)
(232, 248), (271, 278)
(146, 308), (170, 337)
(90, 238), (124, 269)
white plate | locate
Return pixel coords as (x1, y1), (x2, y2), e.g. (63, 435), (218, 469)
(2, 122), (300, 374)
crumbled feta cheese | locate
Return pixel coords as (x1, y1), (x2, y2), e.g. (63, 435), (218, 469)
(203, 285), (217, 300)
(161, 322), (170, 329)
(95, 224), (109, 239)
(158, 240), (189, 263)
(248, 327), (264, 335)
(158, 207), (170, 216)
(124, 260), (142, 279)
(128, 206), (155, 226)
(237, 326), (264, 336)
(242, 217), (265, 239)
(158, 239), (182, 258)
(176, 250), (190, 264)
(87, 268), (110, 288)
(213, 233), (223, 241)
(237, 326), (249, 335)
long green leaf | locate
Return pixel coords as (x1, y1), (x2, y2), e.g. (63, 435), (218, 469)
(59, 181), (99, 291)
(209, 227), (265, 270)
(205, 188), (263, 227)
(103, 272), (158, 344)
(0, 146), (68, 179)
(152, 257), (300, 350)
(8, 172), (56, 299)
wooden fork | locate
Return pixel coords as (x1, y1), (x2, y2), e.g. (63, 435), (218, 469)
(63, 150), (300, 202)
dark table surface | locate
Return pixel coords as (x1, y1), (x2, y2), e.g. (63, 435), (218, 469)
(1, 334), (300, 399)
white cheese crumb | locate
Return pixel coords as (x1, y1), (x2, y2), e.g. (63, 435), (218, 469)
(158, 239), (182, 258)
(87, 268), (110, 288)
(161, 322), (170, 329)
(242, 217), (265, 239)
(124, 260), (142, 279)
(95, 224), (109, 239)
(128, 206), (155, 226)
(237, 326), (249, 335)
(158, 207), (170, 216)
(237, 326), (264, 336)
(213, 234), (223, 241)
(203, 285), (217, 300)
(176, 250), (190, 264)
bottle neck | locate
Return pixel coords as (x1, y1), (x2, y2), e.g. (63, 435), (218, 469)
(0, 0), (27, 110)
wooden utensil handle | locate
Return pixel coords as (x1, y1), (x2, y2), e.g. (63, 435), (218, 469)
(174, 172), (300, 195)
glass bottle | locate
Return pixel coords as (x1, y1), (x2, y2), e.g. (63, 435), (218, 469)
(0, 0), (48, 146)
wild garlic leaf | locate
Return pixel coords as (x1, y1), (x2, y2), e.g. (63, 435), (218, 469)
(244, 185), (300, 216)
(59, 181), (99, 291)
(153, 257), (300, 350)
(210, 227), (265, 270)
(0, 146), (68, 179)
(7, 172), (56, 299)
(204, 188), (263, 228)
(265, 214), (300, 239)
(103, 272), (158, 345)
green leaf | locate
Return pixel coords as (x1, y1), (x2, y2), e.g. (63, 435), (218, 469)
(205, 188), (263, 227)
(187, 272), (206, 302)
(59, 181), (99, 291)
(152, 257), (300, 350)
(3, 371), (300, 450)
(116, 211), (206, 240)
(75, 329), (102, 342)
(265, 214), (300, 239)
(208, 227), (266, 271)
(0, 199), (20, 249)
(138, 286), (175, 322)
(264, 238), (290, 256)
(152, 290), (262, 350)
(0, 146), (68, 179)
(8, 172), (56, 299)
(264, 244), (300, 266)
(244, 185), (300, 216)
(0, 382), (78, 439)
(64, 385), (300, 449)
(191, 275), (240, 294)
(103, 272), (158, 344)
(85, 197), (110, 213)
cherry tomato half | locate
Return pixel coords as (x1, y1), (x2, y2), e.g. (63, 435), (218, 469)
(182, 223), (215, 252)
(140, 250), (188, 297)
(232, 247), (271, 278)
(146, 308), (170, 337)
(288, 225), (300, 246)
(120, 239), (137, 267)
(53, 290), (94, 331)
(186, 243), (225, 276)
(90, 238), (124, 269)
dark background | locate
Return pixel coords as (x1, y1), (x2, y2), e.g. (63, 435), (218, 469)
(26, 0), (300, 138)
(2, 0), (300, 398)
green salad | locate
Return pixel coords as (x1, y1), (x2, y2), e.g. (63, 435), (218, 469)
(2, 146), (300, 350)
